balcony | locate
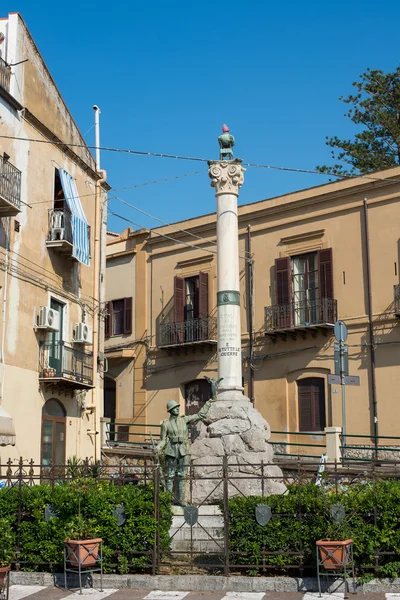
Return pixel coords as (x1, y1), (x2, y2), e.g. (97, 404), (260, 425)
(264, 298), (337, 340)
(39, 341), (93, 389)
(395, 285), (400, 318)
(0, 57), (11, 92)
(0, 155), (21, 216)
(45, 207), (74, 256)
(158, 316), (217, 349)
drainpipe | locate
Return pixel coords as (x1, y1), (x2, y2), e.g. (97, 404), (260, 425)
(247, 225), (255, 404)
(0, 219), (10, 405)
(362, 198), (379, 456)
(90, 105), (107, 460)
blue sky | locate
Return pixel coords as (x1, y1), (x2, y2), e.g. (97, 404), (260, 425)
(4, 0), (400, 232)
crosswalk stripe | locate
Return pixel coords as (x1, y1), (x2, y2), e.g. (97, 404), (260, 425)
(144, 593), (190, 600)
(9, 586), (48, 600)
(224, 594), (266, 600)
(67, 589), (119, 598)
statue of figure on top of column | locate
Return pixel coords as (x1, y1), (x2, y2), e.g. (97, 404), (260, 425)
(218, 124), (235, 161)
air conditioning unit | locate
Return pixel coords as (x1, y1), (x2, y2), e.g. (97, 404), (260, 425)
(74, 322), (93, 344)
(38, 306), (60, 331)
(50, 210), (65, 241)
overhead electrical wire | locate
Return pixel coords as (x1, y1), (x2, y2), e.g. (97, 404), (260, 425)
(3, 134), (400, 185)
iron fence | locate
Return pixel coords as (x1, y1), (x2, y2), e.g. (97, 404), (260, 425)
(0, 155), (21, 211)
(158, 316), (217, 348)
(3, 457), (400, 578)
(265, 298), (337, 332)
(0, 57), (11, 91)
(39, 341), (93, 385)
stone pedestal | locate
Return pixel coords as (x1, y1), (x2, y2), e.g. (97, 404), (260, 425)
(190, 394), (286, 504)
(170, 505), (223, 553)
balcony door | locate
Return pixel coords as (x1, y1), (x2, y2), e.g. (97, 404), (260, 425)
(292, 253), (319, 326)
(48, 299), (64, 375)
(41, 399), (66, 466)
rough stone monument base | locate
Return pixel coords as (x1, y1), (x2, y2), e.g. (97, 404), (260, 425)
(189, 392), (286, 504)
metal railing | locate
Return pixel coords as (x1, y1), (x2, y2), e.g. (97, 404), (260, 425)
(104, 421), (161, 447)
(395, 284), (400, 315)
(47, 207), (73, 245)
(341, 433), (400, 463)
(0, 155), (21, 211)
(39, 341), (93, 385)
(0, 57), (11, 91)
(265, 297), (337, 332)
(270, 430), (327, 459)
(158, 316), (217, 347)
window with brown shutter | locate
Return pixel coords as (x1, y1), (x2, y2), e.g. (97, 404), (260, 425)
(275, 257), (292, 328)
(124, 297), (132, 335)
(105, 301), (112, 338)
(198, 272), (209, 340)
(297, 377), (326, 432)
(318, 249), (333, 299)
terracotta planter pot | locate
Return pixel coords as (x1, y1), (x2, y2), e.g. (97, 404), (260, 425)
(316, 538), (353, 569)
(0, 566), (10, 585)
(64, 538), (102, 567)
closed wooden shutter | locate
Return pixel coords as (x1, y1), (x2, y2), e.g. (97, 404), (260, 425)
(318, 249), (334, 322)
(198, 272), (209, 340)
(298, 378), (326, 432)
(318, 249), (333, 298)
(275, 257), (292, 328)
(124, 297), (132, 335)
(105, 301), (112, 338)
(174, 276), (185, 343)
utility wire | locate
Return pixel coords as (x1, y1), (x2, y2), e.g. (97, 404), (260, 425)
(3, 134), (400, 184)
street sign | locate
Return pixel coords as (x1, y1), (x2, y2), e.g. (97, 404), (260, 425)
(334, 343), (348, 376)
(343, 375), (360, 386)
(328, 374), (341, 385)
(334, 320), (348, 343)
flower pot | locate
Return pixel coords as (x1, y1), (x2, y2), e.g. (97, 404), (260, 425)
(316, 538), (353, 569)
(64, 538), (102, 568)
(0, 566), (10, 585)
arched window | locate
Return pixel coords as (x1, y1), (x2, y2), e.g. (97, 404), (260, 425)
(297, 378), (326, 432)
(41, 399), (66, 465)
(184, 379), (212, 441)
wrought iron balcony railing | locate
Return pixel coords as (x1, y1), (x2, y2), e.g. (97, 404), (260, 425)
(395, 284), (400, 317)
(264, 298), (337, 334)
(0, 57), (11, 92)
(158, 316), (217, 348)
(0, 155), (21, 215)
(46, 207), (73, 246)
(39, 341), (93, 388)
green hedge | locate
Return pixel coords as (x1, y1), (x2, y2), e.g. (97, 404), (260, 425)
(227, 480), (400, 577)
(0, 480), (172, 573)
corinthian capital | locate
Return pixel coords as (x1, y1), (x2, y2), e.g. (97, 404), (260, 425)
(208, 159), (245, 196)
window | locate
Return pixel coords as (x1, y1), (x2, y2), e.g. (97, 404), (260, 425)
(297, 377), (326, 432)
(105, 297), (132, 337)
(274, 248), (334, 327)
(53, 169), (66, 211)
(174, 272), (208, 324)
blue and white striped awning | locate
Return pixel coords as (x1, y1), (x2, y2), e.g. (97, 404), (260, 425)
(59, 169), (90, 266)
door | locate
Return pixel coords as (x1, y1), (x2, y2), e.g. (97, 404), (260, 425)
(297, 378), (326, 432)
(185, 379), (212, 441)
(41, 399), (66, 465)
(48, 299), (64, 375)
(292, 253), (319, 326)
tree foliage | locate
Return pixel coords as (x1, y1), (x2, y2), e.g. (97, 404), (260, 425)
(317, 67), (400, 176)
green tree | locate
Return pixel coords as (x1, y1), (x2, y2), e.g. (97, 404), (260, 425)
(316, 67), (400, 176)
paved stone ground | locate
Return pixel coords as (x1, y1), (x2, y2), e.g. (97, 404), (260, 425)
(6, 589), (391, 600)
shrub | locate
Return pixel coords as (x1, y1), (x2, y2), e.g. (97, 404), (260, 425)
(227, 480), (400, 577)
(0, 480), (171, 573)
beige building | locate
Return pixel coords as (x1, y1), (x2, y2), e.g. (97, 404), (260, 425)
(0, 13), (108, 463)
(105, 166), (400, 458)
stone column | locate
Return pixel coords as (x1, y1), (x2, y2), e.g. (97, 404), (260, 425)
(208, 159), (245, 396)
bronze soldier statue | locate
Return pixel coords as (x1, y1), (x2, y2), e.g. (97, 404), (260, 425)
(156, 377), (222, 505)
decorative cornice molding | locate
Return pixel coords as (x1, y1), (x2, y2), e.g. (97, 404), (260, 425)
(208, 159), (245, 197)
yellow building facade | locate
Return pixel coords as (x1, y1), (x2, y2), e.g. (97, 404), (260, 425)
(105, 156), (400, 458)
(0, 13), (108, 463)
